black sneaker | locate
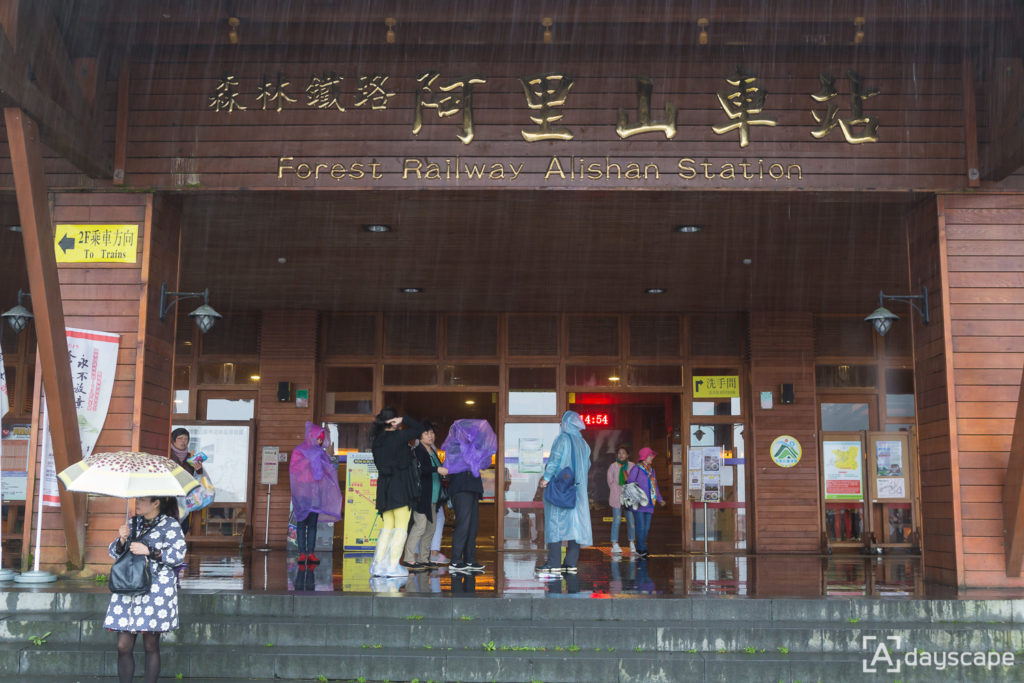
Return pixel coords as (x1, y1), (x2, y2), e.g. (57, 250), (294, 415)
(535, 564), (560, 574)
(450, 562), (469, 573)
(561, 565), (577, 573)
(466, 562), (485, 572)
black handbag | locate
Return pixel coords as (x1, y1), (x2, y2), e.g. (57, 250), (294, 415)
(109, 517), (155, 595)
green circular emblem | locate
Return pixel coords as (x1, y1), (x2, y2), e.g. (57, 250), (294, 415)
(770, 435), (802, 468)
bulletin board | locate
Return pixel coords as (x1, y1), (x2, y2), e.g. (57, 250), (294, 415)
(867, 432), (911, 502)
(171, 421), (253, 504)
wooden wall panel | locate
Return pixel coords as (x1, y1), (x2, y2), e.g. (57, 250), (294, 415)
(749, 311), (820, 553)
(253, 310), (319, 548)
(0, 48), (971, 192)
(30, 194), (149, 572)
(939, 192), (1024, 588)
(905, 195), (962, 587)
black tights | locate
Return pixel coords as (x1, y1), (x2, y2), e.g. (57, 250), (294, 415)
(117, 631), (160, 683)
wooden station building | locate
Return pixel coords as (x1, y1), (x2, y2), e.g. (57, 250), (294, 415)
(1, 0), (1024, 591)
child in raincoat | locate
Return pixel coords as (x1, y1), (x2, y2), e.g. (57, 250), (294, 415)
(537, 411), (592, 575)
(289, 422), (343, 565)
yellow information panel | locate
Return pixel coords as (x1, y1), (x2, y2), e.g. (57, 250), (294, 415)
(343, 451), (380, 550)
(54, 224), (138, 263)
(692, 375), (740, 398)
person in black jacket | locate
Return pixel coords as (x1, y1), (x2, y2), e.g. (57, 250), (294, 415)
(402, 421), (449, 570)
(369, 407), (424, 578)
(448, 468), (484, 573)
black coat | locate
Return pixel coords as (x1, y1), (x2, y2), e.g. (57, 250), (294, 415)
(412, 443), (443, 522)
(448, 470), (483, 498)
(371, 417), (424, 513)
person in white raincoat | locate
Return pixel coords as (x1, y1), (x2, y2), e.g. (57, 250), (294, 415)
(537, 410), (592, 574)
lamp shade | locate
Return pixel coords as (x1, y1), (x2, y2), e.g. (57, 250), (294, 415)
(1, 303), (33, 334)
(865, 306), (899, 336)
(189, 303), (222, 334)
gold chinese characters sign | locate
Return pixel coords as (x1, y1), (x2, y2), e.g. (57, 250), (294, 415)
(209, 68), (880, 148)
(54, 225), (139, 264)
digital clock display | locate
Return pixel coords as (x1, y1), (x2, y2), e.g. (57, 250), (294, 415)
(581, 413), (611, 427)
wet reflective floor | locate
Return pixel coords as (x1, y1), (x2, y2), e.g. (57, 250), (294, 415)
(170, 545), (975, 599)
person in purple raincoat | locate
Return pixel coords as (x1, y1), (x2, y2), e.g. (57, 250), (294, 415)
(289, 422), (343, 565)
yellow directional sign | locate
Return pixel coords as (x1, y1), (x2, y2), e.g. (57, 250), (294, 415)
(54, 224), (138, 263)
(693, 375), (740, 398)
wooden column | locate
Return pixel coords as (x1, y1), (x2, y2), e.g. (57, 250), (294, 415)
(1004, 372), (1024, 576)
(4, 107), (85, 566)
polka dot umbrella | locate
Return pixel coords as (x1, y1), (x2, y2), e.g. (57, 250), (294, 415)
(57, 451), (200, 499)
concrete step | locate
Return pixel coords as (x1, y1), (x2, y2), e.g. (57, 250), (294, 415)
(2, 643), (1022, 682)
(2, 613), (1021, 654)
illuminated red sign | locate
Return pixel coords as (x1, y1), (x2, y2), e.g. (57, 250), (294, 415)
(581, 413), (611, 427)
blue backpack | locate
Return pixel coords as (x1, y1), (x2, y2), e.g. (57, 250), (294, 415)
(543, 441), (576, 509)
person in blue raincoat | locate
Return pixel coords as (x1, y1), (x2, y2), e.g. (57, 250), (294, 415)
(536, 411), (592, 574)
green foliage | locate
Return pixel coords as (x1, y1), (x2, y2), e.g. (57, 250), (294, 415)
(777, 646), (789, 654)
(460, 614), (474, 620)
(265, 642), (274, 647)
(175, 675), (183, 680)
(94, 573), (108, 584)
(744, 646), (757, 654)
(28, 631), (51, 647)
(568, 645), (580, 652)
(316, 676), (328, 683)
(407, 614), (424, 620)
(483, 640), (496, 652)
(635, 646), (644, 652)
(847, 617), (860, 623)
(687, 648), (697, 654)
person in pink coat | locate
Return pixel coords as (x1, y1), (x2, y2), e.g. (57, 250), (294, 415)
(625, 447), (666, 559)
(289, 422), (343, 565)
(606, 445), (636, 554)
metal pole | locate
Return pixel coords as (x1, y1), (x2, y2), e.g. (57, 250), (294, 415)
(703, 502), (709, 555)
(16, 411), (56, 583)
(257, 484), (271, 552)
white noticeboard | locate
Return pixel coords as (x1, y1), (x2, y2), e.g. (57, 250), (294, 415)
(172, 423), (251, 503)
(260, 446), (280, 486)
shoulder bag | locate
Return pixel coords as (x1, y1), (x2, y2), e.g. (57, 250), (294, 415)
(543, 440), (577, 509)
(109, 516), (156, 595)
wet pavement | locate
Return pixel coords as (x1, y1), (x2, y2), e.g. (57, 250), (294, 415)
(166, 545), (962, 599)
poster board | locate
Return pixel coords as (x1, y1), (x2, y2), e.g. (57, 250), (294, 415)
(821, 432), (865, 502)
(343, 451), (379, 550)
(171, 421), (253, 503)
(867, 432), (911, 502)
(1, 424), (31, 501)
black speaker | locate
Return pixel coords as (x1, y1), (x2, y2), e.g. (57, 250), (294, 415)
(277, 381), (291, 402)
(780, 383), (795, 404)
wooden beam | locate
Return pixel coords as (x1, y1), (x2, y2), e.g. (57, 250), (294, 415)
(981, 58), (1024, 181)
(4, 107), (86, 568)
(113, 58), (129, 185)
(1004, 367), (1024, 577)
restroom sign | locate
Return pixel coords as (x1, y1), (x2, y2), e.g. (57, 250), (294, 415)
(693, 375), (739, 398)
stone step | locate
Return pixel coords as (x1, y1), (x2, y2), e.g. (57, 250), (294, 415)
(3, 589), (1024, 623)
(3, 612), (1021, 655)
(2, 643), (1022, 682)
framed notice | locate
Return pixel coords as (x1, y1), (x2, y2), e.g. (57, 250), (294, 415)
(171, 421), (253, 503)
(868, 432), (911, 502)
(821, 433), (865, 501)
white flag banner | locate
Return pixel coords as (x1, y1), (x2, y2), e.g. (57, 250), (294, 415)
(0, 341), (8, 418)
(40, 328), (120, 507)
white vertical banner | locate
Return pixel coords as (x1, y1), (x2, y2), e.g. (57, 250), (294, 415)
(39, 328), (121, 507)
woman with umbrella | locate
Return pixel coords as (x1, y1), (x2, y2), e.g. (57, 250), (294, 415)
(441, 419), (497, 573)
(106, 495), (186, 683)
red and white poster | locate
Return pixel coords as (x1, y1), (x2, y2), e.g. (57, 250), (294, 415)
(40, 328), (120, 507)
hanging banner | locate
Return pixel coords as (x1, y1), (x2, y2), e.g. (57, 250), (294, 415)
(343, 451), (380, 550)
(40, 328), (121, 507)
(0, 341), (8, 418)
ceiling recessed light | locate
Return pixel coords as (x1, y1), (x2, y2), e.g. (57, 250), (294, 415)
(277, 257), (287, 264)
(608, 375), (621, 382)
(465, 399), (476, 405)
(363, 224), (392, 233)
(742, 258), (753, 265)
(250, 374), (261, 381)
(645, 287), (666, 294)
(400, 287), (422, 294)
(183, 340), (192, 346)
(674, 224), (702, 233)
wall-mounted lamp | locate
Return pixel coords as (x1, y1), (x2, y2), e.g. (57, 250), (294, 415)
(385, 17), (396, 44)
(1, 289), (33, 334)
(853, 16), (865, 44)
(864, 286), (929, 336)
(698, 18), (709, 46)
(227, 17), (240, 44)
(542, 17), (553, 44)
(159, 283), (222, 334)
